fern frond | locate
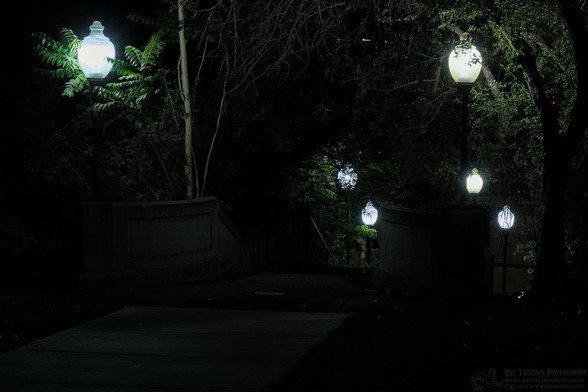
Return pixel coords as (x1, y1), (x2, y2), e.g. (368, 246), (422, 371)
(125, 46), (145, 69)
(63, 74), (88, 98)
(32, 27), (85, 96)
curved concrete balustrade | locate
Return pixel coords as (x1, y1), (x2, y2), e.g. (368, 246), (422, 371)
(80, 197), (310, 288)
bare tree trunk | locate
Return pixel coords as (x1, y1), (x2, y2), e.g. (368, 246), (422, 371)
(178, 0), (194, 199)
(201, 68), (227, 197)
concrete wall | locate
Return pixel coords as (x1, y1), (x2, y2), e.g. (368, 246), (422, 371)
(373, 203), (491, 293)
(79, 197), (309, 288)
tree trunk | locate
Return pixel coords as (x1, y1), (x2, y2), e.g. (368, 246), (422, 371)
(178, 0), (194, 199)
(533, 144), (572, 297)
(531, 0), (588, 298)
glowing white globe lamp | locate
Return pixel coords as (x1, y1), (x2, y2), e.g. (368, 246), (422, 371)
(361, 201), (378, 226)
(337, 165), (357, 191)
(497, 205), (515, 230)
(466, 168), (483, 194)
(448, 33), (482, 84)
(78, 21), (115, 80)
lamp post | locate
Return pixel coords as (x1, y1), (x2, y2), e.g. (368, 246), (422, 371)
(337, 165), (357, 266)
(361, 201), (378, 265)
(497, 205), (515, 296)
(448, 33), (482, 204)
(78, 21), (115, 198)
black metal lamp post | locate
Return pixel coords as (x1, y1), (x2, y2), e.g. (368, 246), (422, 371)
(78, 21), (115, 198)
(337, 165), (357, 267)
(497, 205), (515, 296)
(448, 33), (482, 204)
(361, 200), (378, 265)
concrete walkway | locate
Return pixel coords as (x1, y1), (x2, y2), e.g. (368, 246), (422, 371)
(0, 306), (347, 391)
(0, 271), (389, 391)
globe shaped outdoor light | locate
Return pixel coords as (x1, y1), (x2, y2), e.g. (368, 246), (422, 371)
(498, 205), (515, 230)
(466, 168), (483, 194)
(337, 165), (357, 191)
(78, 21), (115, 80)
(361, 201), (378, 226)
(448, 33), (482, 84)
